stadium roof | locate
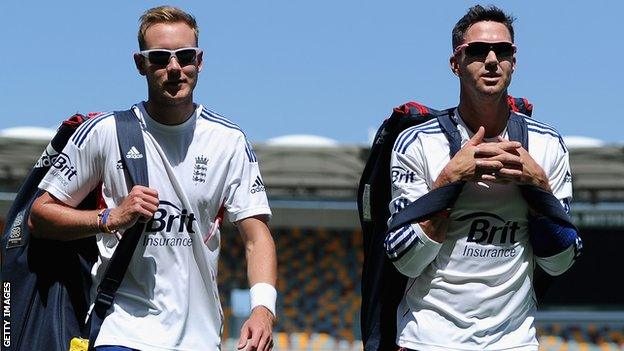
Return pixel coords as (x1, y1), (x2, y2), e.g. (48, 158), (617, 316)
(0, 126), (57, 140)
(1, 135), (623, 202)
(563, 136), (605, 148)
(265, 134), (340, 147)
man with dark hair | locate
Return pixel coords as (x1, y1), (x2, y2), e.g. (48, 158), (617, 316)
(451, 5), (516, 50)
(384, 5), (581, 350)
(29, 6), (277, 351)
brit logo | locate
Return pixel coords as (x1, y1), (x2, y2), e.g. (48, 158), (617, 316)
(49, 152), (77, 186)
(250, 176), (266, 194)
(458, 212), (521, 258)
(458, 212), (520, 245)
(391, 165), (416, 184)
(143, 200), (196, 247)
(193, 155), (209, 183)
(126, 146), (143, 159)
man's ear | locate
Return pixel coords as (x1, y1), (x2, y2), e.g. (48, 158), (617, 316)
(449, 55), (460, 76)
(197, 51), (204, 73)
(134, 53), (147, 76)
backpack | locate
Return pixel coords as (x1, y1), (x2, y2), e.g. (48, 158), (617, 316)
(357, 96), (566, 351)
(1, 110), (147, 351)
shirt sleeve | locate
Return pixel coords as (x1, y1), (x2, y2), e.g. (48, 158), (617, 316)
(222, 133), (272, 223)
(384, 136), (442, 278)
(547, 137), (573, 211)
(535, 136), (581, 274)
(38, 116), (107, 207)
(534, 241), (580, 276)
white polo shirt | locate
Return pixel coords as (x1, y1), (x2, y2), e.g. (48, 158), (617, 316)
(385, 110), (574, 351)
(39, 103), (271, 350)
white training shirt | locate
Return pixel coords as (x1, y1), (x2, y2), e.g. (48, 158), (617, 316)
(39, 103), (271, 351)
(384, 110), (574, 351)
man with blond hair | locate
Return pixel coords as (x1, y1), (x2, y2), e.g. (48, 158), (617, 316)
(29, 6), (277, 351)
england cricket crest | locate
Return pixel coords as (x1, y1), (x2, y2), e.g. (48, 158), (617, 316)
(193, 155), (209, 183)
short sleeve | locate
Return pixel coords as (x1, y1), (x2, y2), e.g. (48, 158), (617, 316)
(38, 116), (108, 207)
(222, 134), (272, 223)
(547, 137), (573, 210)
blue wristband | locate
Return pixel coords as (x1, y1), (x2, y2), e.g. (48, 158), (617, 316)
(101, 208), (113, 233)
(529, 215), (578, 257)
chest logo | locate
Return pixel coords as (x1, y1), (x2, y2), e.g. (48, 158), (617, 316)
(193, 155), (209, 183)
(457, 212), (519, 245)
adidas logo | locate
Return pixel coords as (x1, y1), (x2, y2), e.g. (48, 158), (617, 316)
(126, 146), (144, 159)
(250, 176), (266, 194)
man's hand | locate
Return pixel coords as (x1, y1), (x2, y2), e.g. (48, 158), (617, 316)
(419, 212), (451, 243)
(108, 185), (159, 231)
(435, 126), (522, 188)
(237, 306), (274, 351)
(492, 136), (551, 191)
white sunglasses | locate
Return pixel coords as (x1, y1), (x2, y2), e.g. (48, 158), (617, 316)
(139, 47), (202, 66)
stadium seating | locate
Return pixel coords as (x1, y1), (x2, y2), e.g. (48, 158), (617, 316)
(218, 226), (363, 343)
(218, 226), (623, 350)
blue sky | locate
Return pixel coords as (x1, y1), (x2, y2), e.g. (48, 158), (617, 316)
(2, 1), (621, 145)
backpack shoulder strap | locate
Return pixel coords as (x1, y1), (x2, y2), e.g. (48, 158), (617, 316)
(113, 110), (149, 186)
(436, 109), (462, 158)
(88, 110), (149, 348)
(504, 110), (574, 226)
(507, 111), (529, 151)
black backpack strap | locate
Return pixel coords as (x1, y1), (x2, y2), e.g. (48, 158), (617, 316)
(387, 181), (465, 232)
(507, 111), (529, 151)
(88, 110), (149, 349)
(507, 112), (576, 228)
(520, 185), (576, 228)
(506, 111), (577, 300)
(114, 110), (149, 186)
(436, 109), (462, 158)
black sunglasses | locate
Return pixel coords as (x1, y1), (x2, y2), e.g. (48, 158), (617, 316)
(139, 47), (202, 66)
(455, 42), (516, 58)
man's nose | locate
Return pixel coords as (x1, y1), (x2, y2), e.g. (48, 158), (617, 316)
(166, 56), (182, 72)
(484, 49), (499, 68)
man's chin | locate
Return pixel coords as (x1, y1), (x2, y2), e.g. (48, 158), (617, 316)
(162, 91), (192, 105)
(478, 84), (506, 97)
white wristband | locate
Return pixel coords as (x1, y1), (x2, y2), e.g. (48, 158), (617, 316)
(249, 282), (277, 317)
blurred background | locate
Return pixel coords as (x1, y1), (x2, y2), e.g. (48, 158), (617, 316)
(1, 135), (623, 350)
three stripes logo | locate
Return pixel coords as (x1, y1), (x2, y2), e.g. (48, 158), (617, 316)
(126, 146), (144, 159)
(250, 176), (266, 194)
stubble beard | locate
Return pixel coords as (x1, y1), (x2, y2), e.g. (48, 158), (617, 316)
(148, 82), (194, 108)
